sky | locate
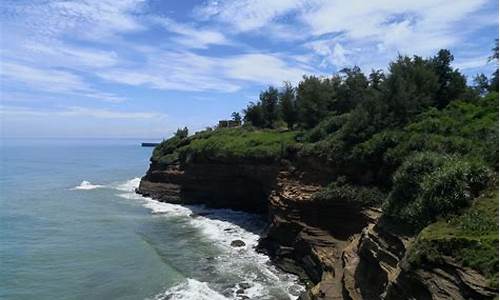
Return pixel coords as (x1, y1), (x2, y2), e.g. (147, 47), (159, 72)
(0, 0), (498, 139)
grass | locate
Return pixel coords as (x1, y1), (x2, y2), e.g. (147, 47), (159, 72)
(153, 127), (298, 164)
(408, 188), (499, 287)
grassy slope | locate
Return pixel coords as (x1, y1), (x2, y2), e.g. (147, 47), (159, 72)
(409, 189), (499, 286)
(153, 128), (298, 164)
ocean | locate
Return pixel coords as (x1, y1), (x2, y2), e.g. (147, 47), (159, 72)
(0, 138), (304, 300)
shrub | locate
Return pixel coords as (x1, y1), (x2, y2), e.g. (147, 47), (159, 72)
(408, 190), (498, 286)
(384, 153), (490, 230)
(312, 177), (385, 207)
(177, 128), (297, 163)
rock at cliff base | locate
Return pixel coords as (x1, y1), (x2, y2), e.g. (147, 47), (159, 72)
(231, 240), (246, 247)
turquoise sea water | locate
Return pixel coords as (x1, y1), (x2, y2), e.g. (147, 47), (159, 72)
(0, 139), (303, 300)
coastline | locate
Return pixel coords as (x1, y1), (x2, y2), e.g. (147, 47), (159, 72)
(137, 156), (498, 300)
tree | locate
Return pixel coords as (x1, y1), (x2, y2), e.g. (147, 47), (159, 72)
(336, 66), (369, 114)
(260, 86), (280, 128)
(369, 69), (385, 91)
(489, 38), (499, 62)
(384, 55), (439, 124)
(243, 102), (264, 127)
(489, 39), (499, 92)
(431, 49), (466, 108)
(175, 127), (188, 139)
(473, 73), (490, 96)
(296, 75), (335, 128)
(231, 112), (242, 123)
(279, 82), (298, 129)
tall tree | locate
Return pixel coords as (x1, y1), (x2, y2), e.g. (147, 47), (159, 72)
(384, 55), (439, 123)
(336, 66), (369, 114)
(296, 76), (335, 128)
(473, 73), (490, 96)
(368, 69), (385, 91)
(260, 86), (280, 128)
(279, 82), (298, 129)
(489, 39), (499, 92)
(175, 127), (188, 139)
(431, 49), (466, 108)
(243, 102), (264, 127)
(231, 112), (242, 123)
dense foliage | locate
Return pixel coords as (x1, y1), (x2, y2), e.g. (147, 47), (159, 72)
(153, 128), (297, 164)
(311, 177), (385, 208)
(409, 189), (498, 287)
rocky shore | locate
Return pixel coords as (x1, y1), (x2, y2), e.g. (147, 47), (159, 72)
(137, 157), (497, 300)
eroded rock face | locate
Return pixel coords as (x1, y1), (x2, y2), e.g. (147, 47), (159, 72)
(342, 223), (497, 300)
(137, 159), (497, 300)
(137, 161), (279, 213)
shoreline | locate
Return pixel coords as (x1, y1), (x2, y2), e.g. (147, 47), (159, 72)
(131, 180), (306, 299)
(137, 156), (498, 299)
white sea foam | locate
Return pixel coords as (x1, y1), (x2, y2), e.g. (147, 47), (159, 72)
(115, 177), (305, 300)
(115, 177), (141, 192)
(72, 180), (104, 190)
(154, 279), (227, 300)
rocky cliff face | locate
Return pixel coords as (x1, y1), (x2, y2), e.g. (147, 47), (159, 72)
(138, 159), (496, 300)
(138, 161), (279, 213)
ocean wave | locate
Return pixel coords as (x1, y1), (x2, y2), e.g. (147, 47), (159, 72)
(153, 279), (228, 300)
(72, 180), (104, 190)
(115, 177), (141, 192)
(116, 177), (305, 299)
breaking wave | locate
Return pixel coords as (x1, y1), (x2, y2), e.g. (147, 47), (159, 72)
(72, 180), (104, 190)
(115, 177), (305, 299)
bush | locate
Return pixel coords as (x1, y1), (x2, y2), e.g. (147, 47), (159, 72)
(303, 113), (350, 143)
(408, 190), (499, 286)
(177, 128), (297, 163)
(152, 135), (188, 164)
(384, 153), (490, 230)
(312, 177), (385, 207)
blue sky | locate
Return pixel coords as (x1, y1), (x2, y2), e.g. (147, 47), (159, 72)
(1, 0), (498, 138)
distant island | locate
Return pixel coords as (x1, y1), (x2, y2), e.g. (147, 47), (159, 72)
(137, 45), (499, 299)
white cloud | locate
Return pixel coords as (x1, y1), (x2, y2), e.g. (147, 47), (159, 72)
(1, 0), (146, 40)
(222, 53), (313, 85)
(306, 39), (350, 67)
(0, 105), (164, 119)
(1, 62), (126, 103)
(152, 17), (231, 49)
(1, 62), (89, 93)
(195, 0), (491, 70)
(454, 55), (491, 71)
(96, 49), (315, 92)
(193, 0), (307, 32)
(23, 42), (119, 68)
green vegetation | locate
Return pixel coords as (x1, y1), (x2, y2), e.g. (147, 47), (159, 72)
(384, 153), (490, 230)
(153, 128), (297, 164)
(312, 177), (385, 207)
(409, 189), (498, 286)
(152, 41), (498, 282)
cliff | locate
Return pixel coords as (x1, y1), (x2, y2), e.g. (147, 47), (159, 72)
(137, 156), (497, 300)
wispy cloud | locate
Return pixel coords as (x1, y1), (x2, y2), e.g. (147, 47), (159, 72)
(193, 0), (306, 32)
(96, 50), (315, 92)
(1, 0), (146, 40)
(151, 17), (231, 49)
(454, 55), (492, 71)
(194, 0), (494, 69)
(0, 0), (496, 137)
(0, 105), (165, 119)
(1, 62), (126, 103)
